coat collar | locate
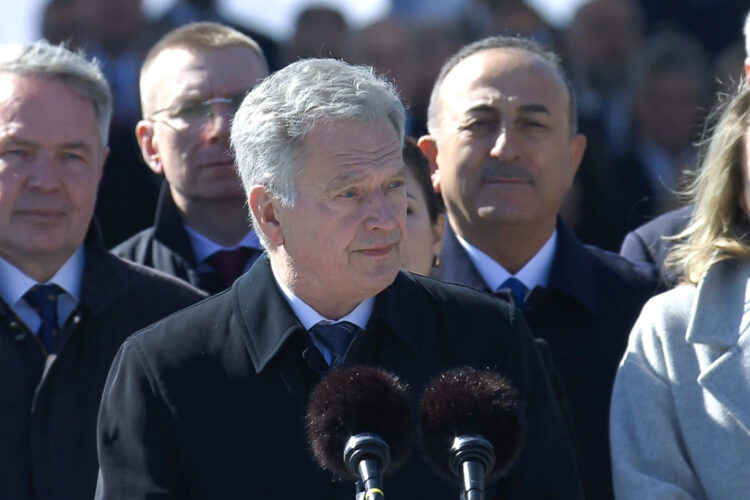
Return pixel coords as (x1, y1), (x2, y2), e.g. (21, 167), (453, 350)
(436, 219), (598, 313)
(688, 259), (750, 434)
(151, 182), (198, 267)
(234, 257), (420, 373)
(78, 221), (132, 315)
(686, 259), (750, 347)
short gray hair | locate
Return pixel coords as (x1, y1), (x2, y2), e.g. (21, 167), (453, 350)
(230, 58), (405, 238)
(0, 41), (112, 146)
(426, 36), (578, 137)
(745, 9), (750, 58)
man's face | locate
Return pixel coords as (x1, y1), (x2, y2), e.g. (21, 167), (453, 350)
(0, 73), (105, 270)
(424, 48), (585, 233)
(273, 119), (407, 308)
(139, 45), (267, 207)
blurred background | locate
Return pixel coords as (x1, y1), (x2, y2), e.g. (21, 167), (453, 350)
(2, 0), (747, 251)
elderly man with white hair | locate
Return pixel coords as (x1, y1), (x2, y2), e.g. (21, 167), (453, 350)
(95, 58), (584, 499)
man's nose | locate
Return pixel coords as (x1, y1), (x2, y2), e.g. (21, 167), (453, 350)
(490, 126), (520, 161)
(363, 189), (400, 231)
(26, 157), (61, 191)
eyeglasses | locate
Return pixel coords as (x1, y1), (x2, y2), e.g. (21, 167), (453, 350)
(148, 95), (245, 129)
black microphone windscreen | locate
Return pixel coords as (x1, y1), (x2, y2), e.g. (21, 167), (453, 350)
(305, 365), (413, 478)
(419, 367), (523, 480)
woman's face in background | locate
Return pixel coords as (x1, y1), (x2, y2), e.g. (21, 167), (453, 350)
(402, 168), (445, 276)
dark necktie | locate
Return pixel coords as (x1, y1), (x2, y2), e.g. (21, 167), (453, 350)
(23, 284), (64, 354)
(309, 321), (360, 366)
(496, 277), (528, 308)
(207, 248), (257, 288)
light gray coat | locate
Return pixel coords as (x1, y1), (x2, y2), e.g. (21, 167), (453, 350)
(610, 259), (750, 499)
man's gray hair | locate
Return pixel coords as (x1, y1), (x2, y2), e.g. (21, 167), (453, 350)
(426, 36), (578, 137)
(230, 58), (405, 238)
(0, 41), (112, 146)
(745, 9), (750, 58)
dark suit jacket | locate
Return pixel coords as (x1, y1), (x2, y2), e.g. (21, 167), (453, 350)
(619, 205), (692, 287)
(434, 220), (659, 500)
(0, 225), (205, 500)
(112, 184), (255, 295)
(96, 256), (585, 499)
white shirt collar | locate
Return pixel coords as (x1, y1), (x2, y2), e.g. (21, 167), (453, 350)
(0, 246), (85, 331)
(455, 230), (557, 293)
(183, 224), (261, 264)
(270, 262), (373, 331)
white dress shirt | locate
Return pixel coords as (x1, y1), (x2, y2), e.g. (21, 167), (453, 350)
(270, 263), (373, 364)
(0, 246), (84, 333)
(455, 230), (557, 299)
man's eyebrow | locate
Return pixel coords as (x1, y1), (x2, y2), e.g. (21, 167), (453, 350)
(60, 141), (94, 154)
(0, 136), (36, 148)
(517, 103), (551, 116)
(464, 104), (498, 115)
(325, 171), (369, 191)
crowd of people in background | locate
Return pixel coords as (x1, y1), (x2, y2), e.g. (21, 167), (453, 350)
(4, 0), (750, 499)
(37, 0), (750, 253)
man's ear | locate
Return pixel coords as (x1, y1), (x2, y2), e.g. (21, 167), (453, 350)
(248, 185), (283, 247)
(568, 133), (587, 177)
(135, 120), (162, 175)
(418, 135), (441, 193)
(745, 57), (750, 80)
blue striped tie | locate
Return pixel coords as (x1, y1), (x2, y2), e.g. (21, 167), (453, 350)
(23, 284), (64, 353)
(309, 321), (360, 366)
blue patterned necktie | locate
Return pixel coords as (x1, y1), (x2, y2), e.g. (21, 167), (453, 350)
(309, 321), (360, 366)
(496, 277), (528, 308)
(23, 284), (64, 354)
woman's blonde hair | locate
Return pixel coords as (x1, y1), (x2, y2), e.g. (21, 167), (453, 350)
(666, 83), (750, 284)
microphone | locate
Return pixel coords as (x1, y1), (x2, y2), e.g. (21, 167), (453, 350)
(306, 366), (413, 499)
(419, 367), (523, 500)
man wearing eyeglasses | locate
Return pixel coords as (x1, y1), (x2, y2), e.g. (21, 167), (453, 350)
(113, 22), (269, 294)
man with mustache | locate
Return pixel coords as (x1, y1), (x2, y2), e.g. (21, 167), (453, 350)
(113, 22), (269, 294)
(0, 41), (205, 500)
(419, 36), (658, 500)
(95, 57), (584, 499)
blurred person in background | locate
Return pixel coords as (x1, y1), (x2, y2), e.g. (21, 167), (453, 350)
(282, 5), (351, 63)
(619, 10), (750, 284)
(575, 30), (710, 251)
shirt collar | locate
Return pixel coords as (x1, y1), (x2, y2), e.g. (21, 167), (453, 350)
(183, 224), (261, 264)
(454, 230), (557, 292)
(269, 262), (373, 330)
(0, 245), (85, 308)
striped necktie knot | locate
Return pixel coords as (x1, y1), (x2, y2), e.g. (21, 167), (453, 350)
(309, 321), (360, 366)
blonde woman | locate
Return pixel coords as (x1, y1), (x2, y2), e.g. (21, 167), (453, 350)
(610, 84), (750, 499)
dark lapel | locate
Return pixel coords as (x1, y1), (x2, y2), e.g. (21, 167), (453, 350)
(545, 219), (598, 314)
(432, 225), (489, 292)
(151, 182), (199, 268)
(78, 221), (130, 316)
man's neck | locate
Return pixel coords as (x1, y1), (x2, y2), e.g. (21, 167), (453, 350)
(450, 213), (557, 275)
(0, 248), (78, 283)
(269, 253), (364, 320)
(172, 190), (250, 247)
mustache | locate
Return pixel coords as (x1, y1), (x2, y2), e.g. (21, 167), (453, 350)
(480, 163), (533, 182)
